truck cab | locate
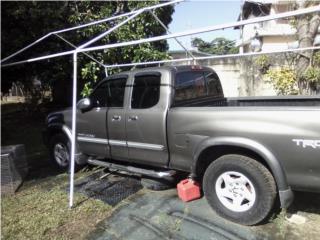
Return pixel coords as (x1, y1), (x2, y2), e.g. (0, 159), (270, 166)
(73, 65), (222, 167)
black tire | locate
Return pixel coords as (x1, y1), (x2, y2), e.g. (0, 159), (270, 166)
(49, 133), (86, 171)
(203, 154), (277, 225)
(141, 177), (174, 191)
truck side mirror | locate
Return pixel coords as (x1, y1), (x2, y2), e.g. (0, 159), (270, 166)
(77, 98), (92, 112)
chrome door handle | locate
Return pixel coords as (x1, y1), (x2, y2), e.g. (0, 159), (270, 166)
(112, 115), (121, 121)
(128, 116), (138, 121)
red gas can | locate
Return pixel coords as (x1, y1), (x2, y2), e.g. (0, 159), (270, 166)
(177, 179), (201, 202)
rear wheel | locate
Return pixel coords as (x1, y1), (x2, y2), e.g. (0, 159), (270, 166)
(203, 154), (277, 225)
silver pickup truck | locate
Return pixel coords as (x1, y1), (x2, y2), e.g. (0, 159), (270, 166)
(44, 65), (320, 225)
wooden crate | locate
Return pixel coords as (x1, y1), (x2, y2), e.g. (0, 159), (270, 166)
(1, 145), (28, 195)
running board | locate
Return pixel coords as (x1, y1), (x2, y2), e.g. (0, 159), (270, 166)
(87, 159), (176, 180)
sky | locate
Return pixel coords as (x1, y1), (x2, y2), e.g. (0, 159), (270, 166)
(168, 0), (242, 50)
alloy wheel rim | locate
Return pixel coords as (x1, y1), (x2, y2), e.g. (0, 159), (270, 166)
(215, 171), (256, 212)
(53, 143), (69, 167)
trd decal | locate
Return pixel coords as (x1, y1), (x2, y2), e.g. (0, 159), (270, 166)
(292, 139), (320, 149)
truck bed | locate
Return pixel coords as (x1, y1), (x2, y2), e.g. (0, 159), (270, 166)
(173, 96), (320, 107)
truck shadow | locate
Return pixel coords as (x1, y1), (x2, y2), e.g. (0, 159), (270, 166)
(288, 191), (320, 215)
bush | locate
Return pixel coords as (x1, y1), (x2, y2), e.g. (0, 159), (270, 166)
(302, 67), (320, 91)
(266, 67), (299, 95)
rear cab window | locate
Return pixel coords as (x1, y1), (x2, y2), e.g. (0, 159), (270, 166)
(174, 68), (223, 105)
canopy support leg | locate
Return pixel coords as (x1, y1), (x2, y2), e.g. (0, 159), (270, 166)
(69, 51), (78, 208)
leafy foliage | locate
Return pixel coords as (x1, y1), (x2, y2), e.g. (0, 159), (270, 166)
(254, 55), (271, 74)
(191, 37), (239, 55)
(1, 1), (174, 104)
(312, 51), (320, 66)
(266, 67), (298, 95)
(303, 67), (320, 83)
(80, 62), (101, 96)
(304, 51), (320, 90)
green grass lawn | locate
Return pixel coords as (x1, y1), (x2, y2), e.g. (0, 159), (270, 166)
(1, 171), (112, 240)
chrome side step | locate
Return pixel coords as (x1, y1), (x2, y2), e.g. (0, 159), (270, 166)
(87, 159), (176, 180)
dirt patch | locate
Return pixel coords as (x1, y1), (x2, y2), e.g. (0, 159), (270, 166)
(266, 192), (320, 240)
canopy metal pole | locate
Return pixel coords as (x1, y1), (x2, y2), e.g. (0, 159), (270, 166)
(78, 9), (144, 50)
(53, 0), (182, 35)
(1, 0), (183, 63)
(1, 33), (52, 63)
(104, 67), (109, 77)
(104, 46), (320, 68)
(1, 9), (145, 68)
(79, 5), (320, 53)
(2, 4), (318, 68)
(54, 34), (106, 68)
(69, 51), (78, 208)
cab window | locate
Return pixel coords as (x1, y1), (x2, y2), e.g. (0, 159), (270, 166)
(91, 78), (127, 107)
(174, 70), (223, 102)
(131, 74), (161, 109)
(175, 71), (206, 101)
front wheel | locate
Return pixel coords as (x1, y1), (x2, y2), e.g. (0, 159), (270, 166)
(49, 134), (86, 171)
(203, 154), (277, 225)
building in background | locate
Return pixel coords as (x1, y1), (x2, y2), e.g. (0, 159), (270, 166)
(236, 0), (320, 53)
(169, 50), (212, 60)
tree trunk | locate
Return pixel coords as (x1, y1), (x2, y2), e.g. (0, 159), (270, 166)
(296, 1), (320, 94)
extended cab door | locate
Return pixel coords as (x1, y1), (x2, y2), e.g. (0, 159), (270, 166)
(126, 71), (171, 167)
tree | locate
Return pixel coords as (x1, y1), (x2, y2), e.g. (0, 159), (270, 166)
(294, 1), (320, 94)
(1, 1), (174, 105)
(191, 37), (239, 55)
(1, 2), (74, 104)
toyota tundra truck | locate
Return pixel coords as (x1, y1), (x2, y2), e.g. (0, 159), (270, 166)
(43, 65), (320, 225)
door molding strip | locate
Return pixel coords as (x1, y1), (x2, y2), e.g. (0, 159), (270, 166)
(127, 141), (164, 151)
(77, 137), (164, 151)
(77, 136), (108, 144)
(109, 139), (127, 147)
